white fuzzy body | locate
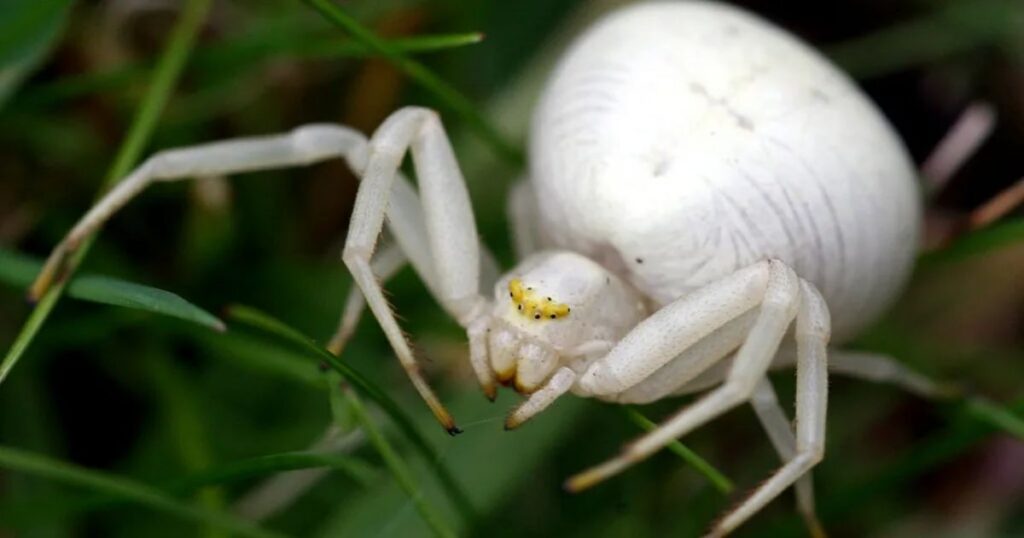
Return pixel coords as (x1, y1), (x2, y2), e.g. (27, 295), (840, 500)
(530, 1), (922, 341)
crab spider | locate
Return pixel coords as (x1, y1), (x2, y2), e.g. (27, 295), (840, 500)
(30, 2), (957, 536)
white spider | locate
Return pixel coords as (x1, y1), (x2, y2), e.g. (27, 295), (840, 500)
(30, 2), (953, 535)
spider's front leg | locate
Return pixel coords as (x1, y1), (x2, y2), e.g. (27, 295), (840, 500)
(29, 125), (371, 301)
(341, 107), (494, 432)
(566, 260), (831, 536)
(28, 108), (494, 434)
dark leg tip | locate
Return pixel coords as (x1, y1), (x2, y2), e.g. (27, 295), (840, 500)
(447, 426), (463, 436)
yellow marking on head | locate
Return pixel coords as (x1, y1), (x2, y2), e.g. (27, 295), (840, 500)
(508, 278), (571, 321)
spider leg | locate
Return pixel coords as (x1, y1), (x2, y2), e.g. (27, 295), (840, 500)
(568, 260), (801, 490)
(710, 280), (829, 537)
(505, 367), (577, 428)
(30, 111), (494, 433)
(506, 177), (544, 259)
(342, 107), (492, 431)
(828, 351), (958, 398)
(615, 309), (757, 404)
(771, 346), (957, 399)
(326, 242), (406, 356)
(30, 124), (371, 300)
(749, 378), (824, 538)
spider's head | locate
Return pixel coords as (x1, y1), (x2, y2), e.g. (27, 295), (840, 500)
(485, 251), (646, 394)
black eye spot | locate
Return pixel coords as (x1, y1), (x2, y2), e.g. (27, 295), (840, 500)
(567, 308), (571, 312)
(534, 314), (540, 319)
(517, 305), (522, 310)
(549, 315), (555, 319)
(546, 297), (552, 301)
(635, 258), (644, 264)
(509, 292), (513, 297)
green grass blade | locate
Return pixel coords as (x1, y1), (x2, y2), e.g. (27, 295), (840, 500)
(827, 0), (1023, 79)
(168, 451), (378, 493)
(301, 0), (522, 165)
(70, 276), (225, 331)
(0, 445), (285, 538)
(21, 32), (484, 108)
(759, 397), (1024, 534)
(0, 0), (212, 386)
(624, 407), (734, 494)
(0, 247), (224, 331)
(963, 396), (1024, 441)
(190, 329), (328, 388)
(918, 218), (1024, 267)
(147, 352), (226, 538)
(0, 0), (72, 106)
(328, 373), (455, 538)
(0, 450), (377, 528)
(224, 304), (477, 524)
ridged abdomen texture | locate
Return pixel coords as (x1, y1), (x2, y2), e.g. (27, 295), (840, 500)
(529, 2), (921, 341)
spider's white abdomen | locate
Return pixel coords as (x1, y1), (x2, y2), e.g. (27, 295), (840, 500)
(529, 1), (921, 341)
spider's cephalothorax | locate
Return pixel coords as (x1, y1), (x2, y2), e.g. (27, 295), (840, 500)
(484, 251), (646, 394)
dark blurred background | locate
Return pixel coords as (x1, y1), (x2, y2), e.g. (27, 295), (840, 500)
(0, 0), (1022, 537)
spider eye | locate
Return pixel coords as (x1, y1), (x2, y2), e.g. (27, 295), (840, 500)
(549, 314), (555, 319)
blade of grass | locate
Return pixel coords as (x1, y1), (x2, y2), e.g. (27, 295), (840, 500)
(168, 450), (378, 493)
(0, 247), (224, 331)
(826, 0), (1024, 79)
(328, 372), (455, 538)
(301, 0), (523, 165)
(225, 305), (477, 524)
(0, 450), (376, 528)
(147, 352), (225, 538)
(0, 0), (212, 385)
(963, 396), (1024, 440)
(759, 397), (1024, 536)
(0, 445), (285, 538)
(0, 0), (72, 106)
(624, 407), (734, 494)
(918, 218), (1024, 267)
(823, 396), (1024, 520)
(20, 32), (484, 108)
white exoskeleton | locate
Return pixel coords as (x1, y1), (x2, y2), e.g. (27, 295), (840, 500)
(30, 2), (952, 535)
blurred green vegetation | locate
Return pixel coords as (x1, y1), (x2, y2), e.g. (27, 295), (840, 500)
(1, 0), (1023, 537)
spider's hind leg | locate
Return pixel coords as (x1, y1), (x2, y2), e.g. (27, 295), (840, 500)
(711, 280), (830, 537)
(749, 378), (825, 538)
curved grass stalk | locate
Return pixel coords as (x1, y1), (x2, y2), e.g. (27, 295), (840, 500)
(225, 305), (477, 525)
(624, 407), (735, 494)
(0, 445), (284, 538)
(328, 372), (455, 538)
(0, 0), (212, 386)
(20, 32), (485, 108)
(302, 0), (523, 165)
